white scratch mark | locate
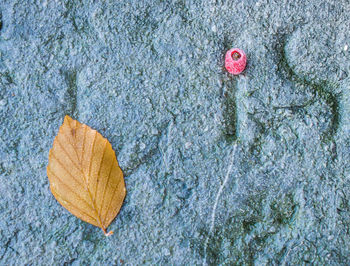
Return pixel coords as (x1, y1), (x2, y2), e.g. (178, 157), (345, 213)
(202, 144), (238, 265)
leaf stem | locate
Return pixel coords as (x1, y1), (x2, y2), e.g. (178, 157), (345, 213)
(103, 228), (114, 237)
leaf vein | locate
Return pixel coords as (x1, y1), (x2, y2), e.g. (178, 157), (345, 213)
(95, 139), (107, 201)
(81, 125), (86, 163)
(47, 167), (95, 213)
(100, 157), (114, 224)
(55, 137), (80, 167)
(83, 131), (106, 231)
(50, 149), (84, 188)
(64, 118), (81, 164)
(51, 189), (98, 223)
(88, 131), (97, 189)
(103, 170), (123, 225)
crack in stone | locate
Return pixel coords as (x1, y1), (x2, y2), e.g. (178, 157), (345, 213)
(62, 69), (78, 118)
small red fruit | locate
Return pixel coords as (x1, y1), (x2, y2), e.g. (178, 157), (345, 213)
(225, 48), (246, 75)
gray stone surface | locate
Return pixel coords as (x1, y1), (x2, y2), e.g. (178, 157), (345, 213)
(0, 0), (350, 264)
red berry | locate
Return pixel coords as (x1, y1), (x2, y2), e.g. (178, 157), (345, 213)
(225, 48), (247, 75)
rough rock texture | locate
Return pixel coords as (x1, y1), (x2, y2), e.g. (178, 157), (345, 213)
(1, 0), (350, 265)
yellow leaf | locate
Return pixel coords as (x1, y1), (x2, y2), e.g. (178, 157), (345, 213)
(47, 115), (126, 236)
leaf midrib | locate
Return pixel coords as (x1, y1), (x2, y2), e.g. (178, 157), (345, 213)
(68, 120), (107, 233)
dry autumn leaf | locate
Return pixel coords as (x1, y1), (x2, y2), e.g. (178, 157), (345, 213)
(47, 115), (126, 236)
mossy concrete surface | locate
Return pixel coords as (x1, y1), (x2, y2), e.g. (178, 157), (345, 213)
(0, 0), (350, 264)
